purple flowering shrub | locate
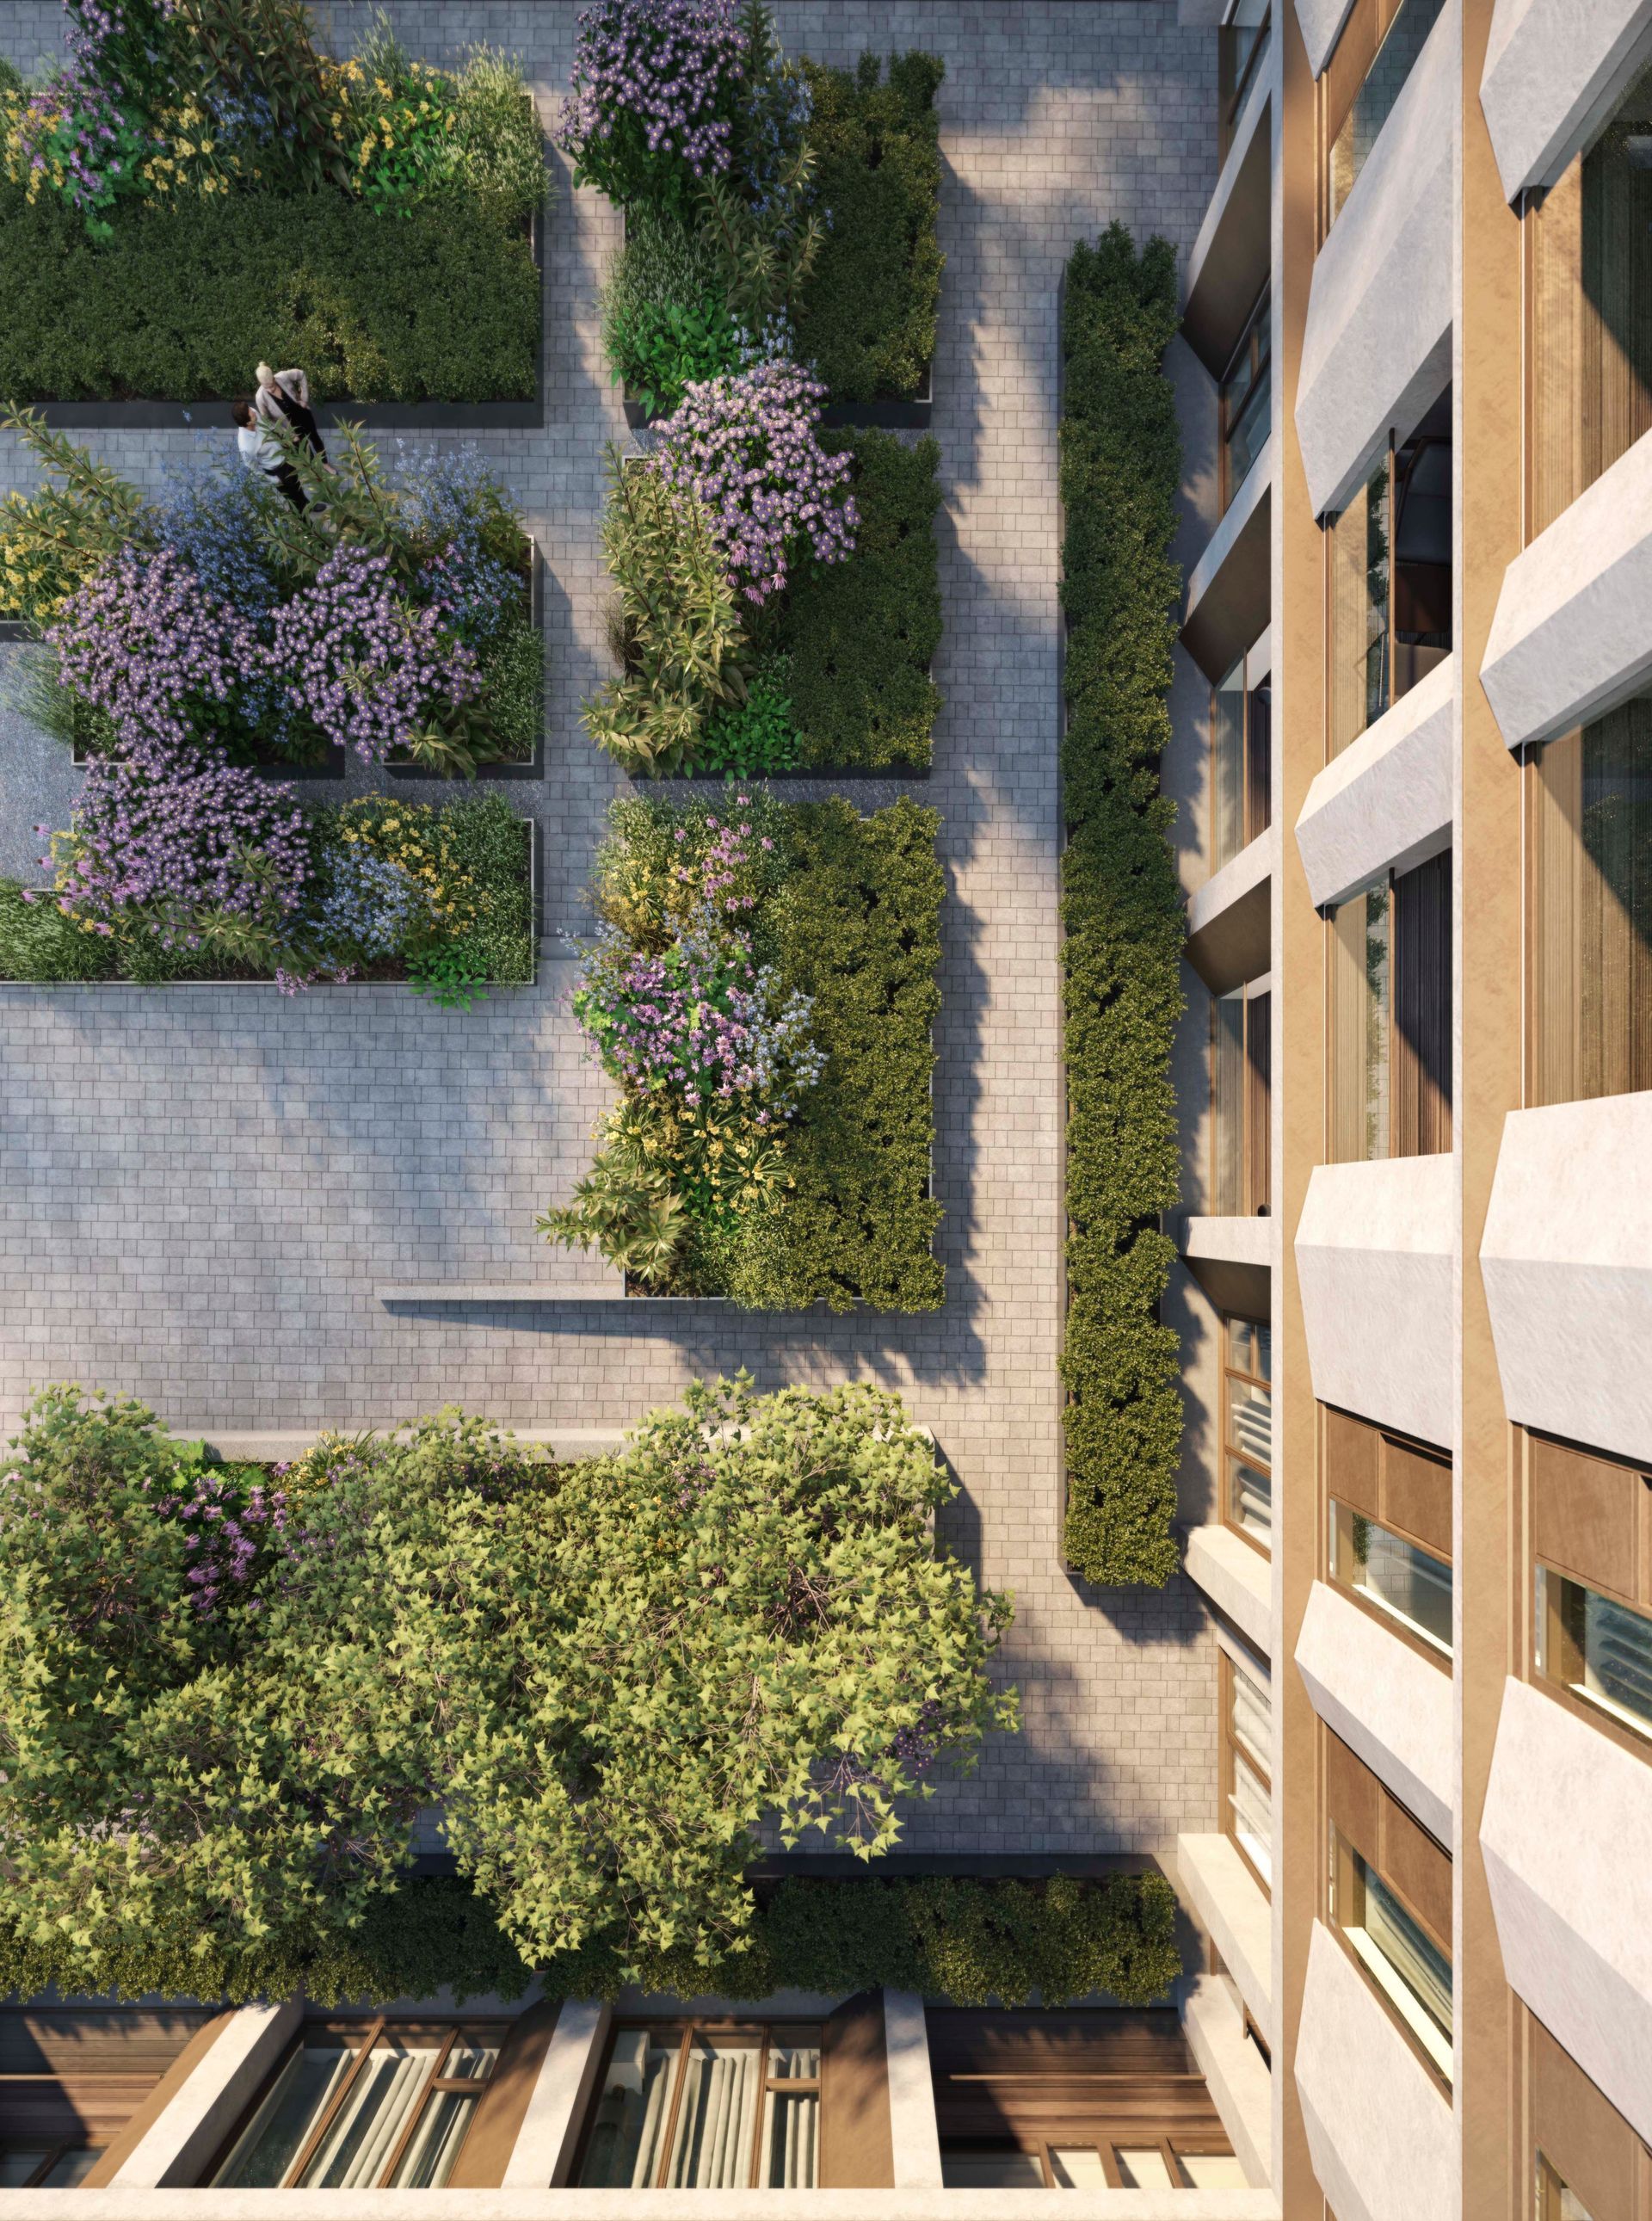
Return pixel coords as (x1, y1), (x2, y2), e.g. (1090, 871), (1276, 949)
(47, 546), (266, 754)
(1, 0), (176, 237)
(268, 545), (482, 765)
(558, 0), (744, 213)
(146, 1450), (291, 1620)
(651, 361), (855, 603)
(44, 741), (310, 953)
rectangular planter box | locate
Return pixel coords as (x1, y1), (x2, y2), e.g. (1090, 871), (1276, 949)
(20, 207), (547, 431)
(4, 818), (539, 992)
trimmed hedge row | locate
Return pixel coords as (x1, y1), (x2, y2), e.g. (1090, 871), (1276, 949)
(0, 186), (539, 403)
(778, 429), (943, 770)
(793, 52), (944, 404)
(732, 793), (944, 1311)
(1057, 225), (1187, 1587)
(0, 1872), (1180, 2010)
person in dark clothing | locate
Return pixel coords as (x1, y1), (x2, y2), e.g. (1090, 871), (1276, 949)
(231, 399), (308, 514)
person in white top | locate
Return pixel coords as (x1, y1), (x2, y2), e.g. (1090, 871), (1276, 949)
(231, 399), (308, 512)
(253, 361), (327, 463)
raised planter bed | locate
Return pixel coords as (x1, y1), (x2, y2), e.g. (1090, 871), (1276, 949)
(539, 789), (943, 1312)
(0, 13), (546, 419)
(0, 805), (538, 994)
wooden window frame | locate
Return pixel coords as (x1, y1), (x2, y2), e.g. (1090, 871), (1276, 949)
(208, 2016), (508, 2191)
(1326, 853), (1452, 1163)
(1217, 287), (1272, 515)
(1322, 1405), (1453, 1669)
(1219, 1649), (1273, 1900)
(942, 2136), (1240, 2190)
(575, 2019), (823, 2193)
(1316, 0), (1440, 244)
(1220, 1314), (1273, 1558)
(1522, 2005), (1652, 2221)
(1322, 1731), (1452, 2095)
(1523, 1428), (1652, 1768)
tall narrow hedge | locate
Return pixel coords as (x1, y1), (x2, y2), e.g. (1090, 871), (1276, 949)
(1058, 225), (1187, 1587)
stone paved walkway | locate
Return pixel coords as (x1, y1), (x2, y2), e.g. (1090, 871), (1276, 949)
(0, 3), (1217, 1856)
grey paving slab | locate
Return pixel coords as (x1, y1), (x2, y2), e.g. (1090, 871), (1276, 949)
(0, 3), (1220, 1855)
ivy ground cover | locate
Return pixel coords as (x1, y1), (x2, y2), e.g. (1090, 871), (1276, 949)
(0, 3), (542, 402)
(543, 787), (944, 1308)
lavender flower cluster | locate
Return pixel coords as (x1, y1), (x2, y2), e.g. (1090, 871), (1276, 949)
(651, 361), (857, 604)
(47, 546), (264, 752)
(9, 0), (155, 222)
(144, 1460), (290, 1619)
(268, 545), (481, 763)
(576, 900), (823, 1122)
(41, 741), (310, 947)
(558, 0), (743, 197)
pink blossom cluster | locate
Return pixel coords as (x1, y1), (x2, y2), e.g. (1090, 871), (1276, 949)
(651, 361), (857, 604)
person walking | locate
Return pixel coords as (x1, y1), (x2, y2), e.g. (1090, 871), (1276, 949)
(254, 361), (327, 463)
(231, 399), (308, 514)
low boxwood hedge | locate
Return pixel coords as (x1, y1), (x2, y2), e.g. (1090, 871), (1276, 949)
(0, 1871), (1180, 2010)
(1057, 225), (1187, 1588)
(778, 429), (943, 770)
(793, 51), (944, 404)
(0, 186), (539, 403)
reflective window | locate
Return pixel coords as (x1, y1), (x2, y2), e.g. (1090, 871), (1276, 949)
(1224, 1652), (1273, 1891)
(1223, 1317), (1272, 1552)
(1330, 1500), (1452, 1656)
(1537, 1567), (1652, 1741)
(214, 2021), (502, 2191)
(579, 2024), (819, 2190)
(1330, 1832), (1452, 2082)
(1219, 291), (1272, 515)
(1325, 0), (1447, 230)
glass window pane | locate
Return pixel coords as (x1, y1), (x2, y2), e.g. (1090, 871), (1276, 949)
(1051, 2146), (1107, 2186)
(1344, 1855), (1453, 2079)
(1530, 65), (1652, 536)
(1331, 1503), (1453, 1654)
(1116, 2147), (1174, 2187)
(1181, 2150), (1249, 2187)
(215, 2042), (358, 2187)
(1538, 2149), (1598, 2221)
(1328, 466), (1390, 756)
(391, 2091), (480, 2189)
(761, 2091), (818, 2189)
(1539, 1567), (1652, 1735)
(1224, 360), (1272, 506)
(1213, 987), (1248, 1213)
(941, 2148), (1045, 2187)
(1229, 1459), (1273, 1546)
(579, 2038), (678, 2189)
(664, 2035), (766, 2189)
(302, 2035), (446, 2188)
(1212, 660), (1248, 870)
(0, 2152), (51, 2187)
(1532, 704), (1652, 1106)
(1327, 0), (1447, 225)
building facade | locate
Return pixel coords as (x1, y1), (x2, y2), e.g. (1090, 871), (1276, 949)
(1172, 0), (1652, 2212)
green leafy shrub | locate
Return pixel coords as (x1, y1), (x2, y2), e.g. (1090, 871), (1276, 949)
(776, 429), (941, 769)
(0, 1379), (1012, 1992)
(474, 611), (543, 763)
(700, 655), (800, 774)
(792, 52), (943, 404)
(728, 793), (944, 1311)
(584, 450), (750, 774)
(1058, 225), (1186, 1587)
(453, 47), (548, 228)
(0, 879), (116, 981)
(0, 185), (539, 402)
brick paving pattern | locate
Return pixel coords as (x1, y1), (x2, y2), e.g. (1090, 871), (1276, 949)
(0, 3), (1218, 1854)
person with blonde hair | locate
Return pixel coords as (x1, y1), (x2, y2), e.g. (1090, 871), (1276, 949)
(253, 361), (328, 465)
